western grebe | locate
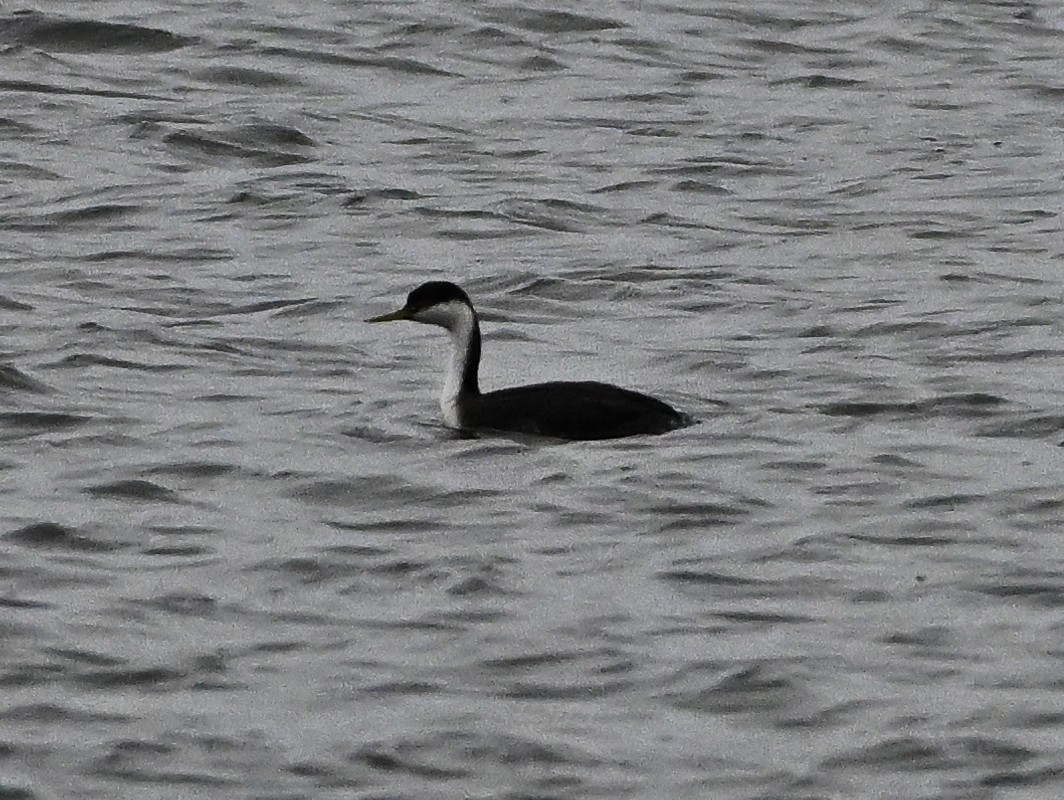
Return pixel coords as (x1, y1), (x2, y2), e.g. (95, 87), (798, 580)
(366, 281), (688, 440)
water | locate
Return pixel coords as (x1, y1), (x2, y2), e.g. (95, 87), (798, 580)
(2, 2), (1064, 798)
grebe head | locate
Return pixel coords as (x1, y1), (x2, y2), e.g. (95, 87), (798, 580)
(366, 281), (474, 331)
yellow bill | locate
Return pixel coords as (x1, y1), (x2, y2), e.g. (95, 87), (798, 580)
(365, 308), (412, 323)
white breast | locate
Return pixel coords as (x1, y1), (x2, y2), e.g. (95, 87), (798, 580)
(440, 395), (462, 428)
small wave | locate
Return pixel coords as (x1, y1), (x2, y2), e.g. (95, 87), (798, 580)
(164, 130), (313, 168)
(0, 412), (87, 431)
(0, 365), (49, 393)
(819, 392), (1006, 419)
(83, 479), (181, 503)
(54, 354), (182, 372)
(259, 45), (458, 76)
(4, 521), (126, 552)
(487, 9), (625, 34)
(0, 11), (193, 53)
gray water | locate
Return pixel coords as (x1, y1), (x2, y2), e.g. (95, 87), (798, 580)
(2, 2), (1064, 798)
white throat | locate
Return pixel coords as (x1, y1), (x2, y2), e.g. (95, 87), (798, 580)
(414, 300), (477, 428)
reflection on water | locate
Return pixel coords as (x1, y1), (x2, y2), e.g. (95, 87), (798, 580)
(2, 2), (1064, 798)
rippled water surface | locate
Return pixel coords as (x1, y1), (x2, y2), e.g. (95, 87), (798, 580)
(3, 2), (1064, 798)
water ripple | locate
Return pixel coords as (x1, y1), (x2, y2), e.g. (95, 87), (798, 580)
(0, 2), (1062, 798)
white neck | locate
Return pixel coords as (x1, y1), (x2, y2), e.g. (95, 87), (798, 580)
(440, 325), (468, 427)
(413, 300), (478, 428)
